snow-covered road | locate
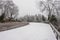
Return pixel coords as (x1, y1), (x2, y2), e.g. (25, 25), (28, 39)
(0, 23), (56, 40)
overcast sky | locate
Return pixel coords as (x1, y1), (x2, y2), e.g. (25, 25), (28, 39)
(13, 0), (48, 17)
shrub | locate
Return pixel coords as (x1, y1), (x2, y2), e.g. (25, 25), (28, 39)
(0, 13), (5, 22)
(42, 15), (46, 21)
(49, 15), (58, 26)
(49, 15), (57, 22)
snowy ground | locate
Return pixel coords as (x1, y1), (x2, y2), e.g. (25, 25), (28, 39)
(0, 22), (56, 40)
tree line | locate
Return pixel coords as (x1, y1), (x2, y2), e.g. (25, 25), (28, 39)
(19, 14), (47, 22)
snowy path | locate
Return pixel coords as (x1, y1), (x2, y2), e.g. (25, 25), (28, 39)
(0, 23), (56, 40)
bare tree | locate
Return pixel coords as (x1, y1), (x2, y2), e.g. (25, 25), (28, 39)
(4, 0), (19, 21)
(0, 0), (19, 21)
(39, 0), (59, 21)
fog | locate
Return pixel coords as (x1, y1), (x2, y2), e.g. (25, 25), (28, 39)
(13, 0), (48, 17)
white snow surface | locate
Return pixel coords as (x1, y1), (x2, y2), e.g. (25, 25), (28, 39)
(0, 23), (56, 40)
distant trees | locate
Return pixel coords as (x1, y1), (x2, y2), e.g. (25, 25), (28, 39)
(0, 0), (19, 22)
(19, 14), (46, 22)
